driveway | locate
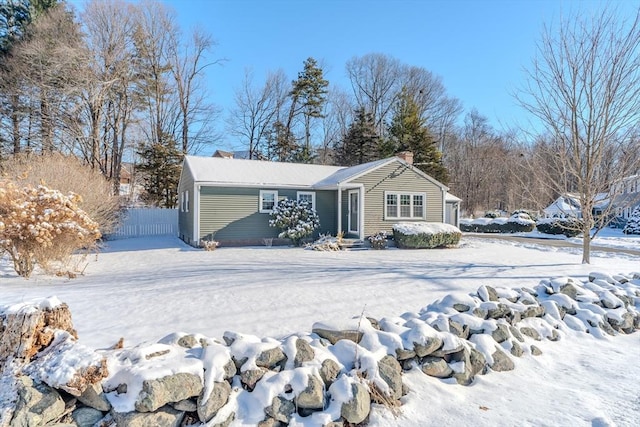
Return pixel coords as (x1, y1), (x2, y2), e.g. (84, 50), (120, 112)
(463, 233), (640, 256)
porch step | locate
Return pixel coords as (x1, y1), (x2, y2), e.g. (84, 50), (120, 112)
(338, 239), (366, 250)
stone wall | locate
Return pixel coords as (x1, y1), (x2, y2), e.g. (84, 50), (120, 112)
(1, 272), (638, 427)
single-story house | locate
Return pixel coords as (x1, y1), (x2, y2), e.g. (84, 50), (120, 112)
(177, 153), (461, 246)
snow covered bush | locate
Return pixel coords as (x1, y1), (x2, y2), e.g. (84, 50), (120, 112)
(393, 222), (461, 249)
(1, 153), (121, 235)
(460, 214), (535, 233)
(0, 180), (102, 278)
(536, 217), (583, 237)
(307, 234), (341, 251)
(368, 231), (388, 249)
(622, 205), (640, 235)
(268, 199), (320, 246)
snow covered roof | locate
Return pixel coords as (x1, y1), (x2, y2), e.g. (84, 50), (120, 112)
(184, 155), (451, 191)
(184, 156), (344, 188)
(446, 193), (462, 202)
(312, 158), (395, 188)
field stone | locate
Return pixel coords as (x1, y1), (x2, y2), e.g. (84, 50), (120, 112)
(468, 346), (488, 376)
(296, 375), (325, 410)
(112, 405), (184, 427)
(77, 381), (111, 411)
(11, 376), (66, 427)
(72, 407), (104, 427)
(312, 328), (364, 344)
(320, 359), (341, 387)
(413, 336), (443, 357)
(522, 305), (545, 318)
(520, 327), (542, 341)
(341, 382), (370, 425)
(135, 372), (203, 412)
(395, 348), (416, 361)
(510, 341), (524, 357)
(530, 345), (543, 356)
(491, 349), (515, 372)
(491, 324), (510, 343)
(172, 398), (197, 412)
(265, 396), (295, 423)
(509, 326), (524, 342)
(377, 355), (403, 400)
(197, 381), (231, 423)
(240, 368), (267, 391)
(421, 357), (453, 378)
(559, 283), (579, 300)
(294, 339), (315, 367)
(256, 347), (287, 369)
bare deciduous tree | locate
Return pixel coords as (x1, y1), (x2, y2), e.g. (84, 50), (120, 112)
(346, 53), (401, 137)
(226, 69), (287, 159)
(517, 7), (640, 263)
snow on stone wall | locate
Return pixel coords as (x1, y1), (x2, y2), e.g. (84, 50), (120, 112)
(1, 272), (639, 426)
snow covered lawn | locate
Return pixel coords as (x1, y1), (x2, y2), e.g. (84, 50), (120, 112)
(1, 235), (639, 426)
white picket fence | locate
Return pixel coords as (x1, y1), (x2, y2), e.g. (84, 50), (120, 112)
(108, 208), (178, 239)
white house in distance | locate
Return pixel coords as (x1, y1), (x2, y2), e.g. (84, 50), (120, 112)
(610, 173), (640, 222)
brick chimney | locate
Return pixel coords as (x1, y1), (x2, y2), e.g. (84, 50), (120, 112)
(396, 151), (414, 165)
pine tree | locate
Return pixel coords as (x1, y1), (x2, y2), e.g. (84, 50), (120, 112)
(334, 108), (380, 166)
(386, 88), (449, 183)
(136, 133), (183, 208)
(623, 205), (640, 235)
(281, 57), (328, 163)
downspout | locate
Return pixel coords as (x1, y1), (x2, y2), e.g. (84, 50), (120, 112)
(358, 183), (365, 240)
(442, 188), (446, 223)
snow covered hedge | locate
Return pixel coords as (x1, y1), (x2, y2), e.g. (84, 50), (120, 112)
(536, 217), (584, 237)
(460, 213), (536, 233)
(393, 222), (461, 249)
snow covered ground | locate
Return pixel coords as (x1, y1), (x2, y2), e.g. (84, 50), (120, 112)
(1, 233), (639, 426)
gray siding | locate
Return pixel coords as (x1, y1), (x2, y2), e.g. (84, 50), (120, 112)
(199, 187), (337, 243)
(177, 166), (195, 244)
(350, 162), (445, 237)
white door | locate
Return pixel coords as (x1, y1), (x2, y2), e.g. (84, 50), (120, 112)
(348, 190), (359, 234)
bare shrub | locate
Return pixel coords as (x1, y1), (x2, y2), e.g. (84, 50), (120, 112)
(0, 180), (102, 278)
(0, 153), (121, 234)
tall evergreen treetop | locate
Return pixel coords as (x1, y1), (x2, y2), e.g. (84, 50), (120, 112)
(386, 88), (449, 184)
(335, 107), (380, 166)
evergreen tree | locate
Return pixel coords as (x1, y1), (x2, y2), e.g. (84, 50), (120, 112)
(334, 108), (380, 166)
(136, 133), (183, 208)
(281, 57), (328, 163)
(623, 205), (640, 235)
(386, 88), (449, 183)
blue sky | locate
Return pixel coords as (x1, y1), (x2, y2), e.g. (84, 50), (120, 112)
(70, 0), (639, 144)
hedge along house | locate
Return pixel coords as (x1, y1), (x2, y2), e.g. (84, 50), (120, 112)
(178, 153), (460, 247)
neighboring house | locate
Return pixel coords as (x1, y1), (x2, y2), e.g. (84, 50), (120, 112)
(177, 153), (460, 246)
(212, 149), (265, 160)
(542, 193), (609, 219)
(609, 174), (640, 223)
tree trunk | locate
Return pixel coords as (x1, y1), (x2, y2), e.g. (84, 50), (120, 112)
(11, 94), (21, 154)
(582, 228), (591, 264)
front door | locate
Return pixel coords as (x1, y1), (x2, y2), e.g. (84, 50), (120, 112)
(348, 190), (359, 234)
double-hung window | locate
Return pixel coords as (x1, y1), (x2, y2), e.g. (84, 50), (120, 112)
(385, 192), (426, 219)
(259, 190), (278, 213)
(297, 191), (316, 210)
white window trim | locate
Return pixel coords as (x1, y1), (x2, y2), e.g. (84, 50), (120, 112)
(259, 190), (278, 213)
(184, 190), (189, 213)
(384, 191), (426, 220)
(297, 191), (316, 210)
